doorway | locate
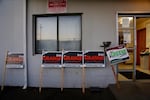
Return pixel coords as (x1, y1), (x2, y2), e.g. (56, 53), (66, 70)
(136, 28), (146, 65)
(117, 13), (150, 81)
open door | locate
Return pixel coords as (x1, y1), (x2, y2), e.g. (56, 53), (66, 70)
(136, 28), (146, 65)
(117, 15), (136, 81)
(117, 13), (150, 81)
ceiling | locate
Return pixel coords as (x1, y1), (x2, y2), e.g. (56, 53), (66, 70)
(136, 18), (150, 25)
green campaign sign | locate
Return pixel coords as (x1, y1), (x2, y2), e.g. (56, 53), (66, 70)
(106, 45), (129, 65)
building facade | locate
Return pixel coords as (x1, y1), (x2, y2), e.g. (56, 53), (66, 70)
(0, 0), (150, 88)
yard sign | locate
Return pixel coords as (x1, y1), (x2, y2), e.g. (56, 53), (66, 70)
(106, 45), (129, 65)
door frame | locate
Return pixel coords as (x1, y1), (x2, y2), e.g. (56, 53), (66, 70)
(116, 11), (150, 81)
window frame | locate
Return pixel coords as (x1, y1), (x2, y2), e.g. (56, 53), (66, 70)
(32, 13), (82, 54)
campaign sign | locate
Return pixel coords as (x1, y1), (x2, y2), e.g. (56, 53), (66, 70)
(84, 51), (105, 67)
(106, 45), (129, 65)
(42, 51), (62, 66)
(7, 53), (24, 64)
(6, 52), (24, 68)
(63, 51), (83, 65)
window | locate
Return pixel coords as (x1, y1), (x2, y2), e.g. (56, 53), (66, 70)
(33, 13), (82, 54)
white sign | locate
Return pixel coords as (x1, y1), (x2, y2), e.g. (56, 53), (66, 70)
(42, 51), (62, 67)
(84, 51), (105, 67)
(106, 45), (129, 65)
(47, 0), (67, 13)
(122, 17), (130, 28)
(6, 52), (24, 68)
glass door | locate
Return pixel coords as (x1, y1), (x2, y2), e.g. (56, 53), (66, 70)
(117, 16), (136, 81)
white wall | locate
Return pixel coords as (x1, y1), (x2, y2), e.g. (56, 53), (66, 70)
(26, 0), (150, 88)
(1, 0), (150, 88)
(0, 0), (26, 86)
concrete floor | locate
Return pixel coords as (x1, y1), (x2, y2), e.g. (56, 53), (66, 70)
(0, 86), (116, 100)
(1, 81), (150, 100)
(109, 81), (150, 100)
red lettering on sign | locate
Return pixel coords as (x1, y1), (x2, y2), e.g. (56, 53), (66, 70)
(43, 56), (61, 61)
(7, 57), (23, 64)
(64, 56), (82, 61)
(84, 56), (104, 61)
(48, 0), (66, 7)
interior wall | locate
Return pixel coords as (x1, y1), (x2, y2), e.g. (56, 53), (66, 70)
(137, 19), (150, 51)
(146, 23), (150, 50)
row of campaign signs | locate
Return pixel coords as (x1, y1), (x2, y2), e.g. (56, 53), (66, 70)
(6, 51), (105, 67)
(6, 45), (130, 68)
(42, 50), (105, 67)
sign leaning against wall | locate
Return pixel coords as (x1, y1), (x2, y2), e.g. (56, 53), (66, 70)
(6, 52), (24, 68)
(84, 50), (105, 67)
(42, 51), (63, 67)
(63, 51), (83, 67)
(106, 45), (129, 65)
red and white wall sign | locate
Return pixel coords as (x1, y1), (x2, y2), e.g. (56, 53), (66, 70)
(47, 0), (67, 13)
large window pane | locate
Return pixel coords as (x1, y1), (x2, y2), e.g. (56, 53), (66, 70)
(33, 14), (82, 54)
(36, 17), (57, 53)
(59, 16), (81, 50)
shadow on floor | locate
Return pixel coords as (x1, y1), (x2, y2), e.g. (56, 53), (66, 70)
(0, 87), (116, 100)
(119, 70), (150, 79)
(109, 81), (150, 100)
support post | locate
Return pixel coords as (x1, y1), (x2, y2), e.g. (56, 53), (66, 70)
(39, 65), (43, 93)
(1, 50), (8, 91)
(82, 65), (85, 94)
(111, 65), (120, 88)
(61, 67), (64, 92)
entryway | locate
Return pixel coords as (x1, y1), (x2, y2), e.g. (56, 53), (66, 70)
(117, 12), (150, 81)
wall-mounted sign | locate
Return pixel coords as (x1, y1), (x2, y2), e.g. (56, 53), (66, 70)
(106, 45), (129, 65)
(42, 51), (62, 64)
(63, 51), (83, 65)
(47, 0), (67, 13)
(84, 51), (105, 67)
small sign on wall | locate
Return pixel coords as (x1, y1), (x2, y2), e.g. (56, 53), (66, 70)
(47, 0), (67, 13)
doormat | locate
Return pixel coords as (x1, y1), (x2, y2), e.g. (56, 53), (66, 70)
(119, 70), (150, 79)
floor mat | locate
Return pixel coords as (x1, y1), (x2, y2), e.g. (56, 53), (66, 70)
(119, 70), (150, 79)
